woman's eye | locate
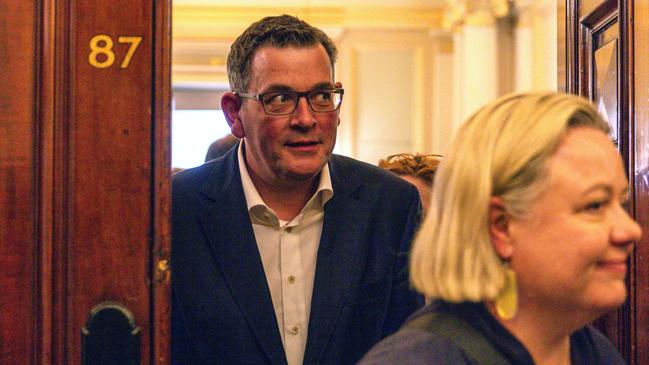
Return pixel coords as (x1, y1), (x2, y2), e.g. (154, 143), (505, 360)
(584, 201), (606, 213)
(621, 200), (630, 210)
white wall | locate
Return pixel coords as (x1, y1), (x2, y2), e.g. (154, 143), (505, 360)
(337, 29), (447, 163)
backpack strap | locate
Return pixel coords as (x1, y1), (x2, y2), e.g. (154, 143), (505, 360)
(405, 311), (512, 365)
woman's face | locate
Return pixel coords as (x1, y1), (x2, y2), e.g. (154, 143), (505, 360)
(508, 127), (641, 319)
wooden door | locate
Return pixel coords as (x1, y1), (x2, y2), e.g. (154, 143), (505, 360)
(630, 2), (649, 363)
(559, 0), (649, 363)
(0, 1), (171, 364)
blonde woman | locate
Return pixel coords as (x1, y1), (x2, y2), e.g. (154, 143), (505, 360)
(359, 92), (641, 365)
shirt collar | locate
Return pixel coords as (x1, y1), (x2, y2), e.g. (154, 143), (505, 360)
(237, 140), (334, 214)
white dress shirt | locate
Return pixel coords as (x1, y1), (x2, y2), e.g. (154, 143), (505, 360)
(237, 142), (333, 365)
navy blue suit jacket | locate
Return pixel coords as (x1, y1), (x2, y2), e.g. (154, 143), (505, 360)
(171, 146), (423, 365)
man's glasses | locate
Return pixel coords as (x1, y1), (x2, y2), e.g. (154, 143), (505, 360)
(235, 88), (344, 116)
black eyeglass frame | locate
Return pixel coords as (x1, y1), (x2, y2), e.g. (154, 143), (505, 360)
(235, 88), (344, 116)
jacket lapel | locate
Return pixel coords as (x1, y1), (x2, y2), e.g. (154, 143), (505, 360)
(303, 157), (368, 364)
(198, 149), (287, 365)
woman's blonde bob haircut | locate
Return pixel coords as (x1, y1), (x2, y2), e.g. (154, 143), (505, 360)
(410, 92), (611, 302)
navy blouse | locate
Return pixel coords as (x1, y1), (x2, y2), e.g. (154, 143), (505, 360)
(358, 301), (625, 365)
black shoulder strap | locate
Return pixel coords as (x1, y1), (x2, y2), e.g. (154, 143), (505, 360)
(406, 311), (512, 365)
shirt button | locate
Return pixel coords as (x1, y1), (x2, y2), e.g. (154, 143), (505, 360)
(286, 227), (292, 233)
(288, 325), (300, 335)
(288, 275), (296, 284)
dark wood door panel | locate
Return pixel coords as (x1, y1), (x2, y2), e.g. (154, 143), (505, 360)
(560, 0), (644, 363)
(632, 3), (649, 363)
(68, 2), (155, 362)
(0, 1), (38, 363)
(579, 0), (614, 17)
(0, 1), (170, 364)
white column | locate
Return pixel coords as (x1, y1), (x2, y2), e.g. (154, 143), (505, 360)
(453, 10), (499, 131)
(513, 0), (557, 92)
(430, 33), (454, 154)
(514, 13), (533, 92)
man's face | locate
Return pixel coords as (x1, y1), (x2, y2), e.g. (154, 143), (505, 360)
(235, 44), (339, 186)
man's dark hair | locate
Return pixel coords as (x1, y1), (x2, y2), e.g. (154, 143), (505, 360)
(226, 14), (338, 92)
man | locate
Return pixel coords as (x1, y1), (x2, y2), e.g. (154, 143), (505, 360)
(172, 15), (423, 365)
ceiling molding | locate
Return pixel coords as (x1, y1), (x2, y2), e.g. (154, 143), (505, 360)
(172, 4), (445, 86)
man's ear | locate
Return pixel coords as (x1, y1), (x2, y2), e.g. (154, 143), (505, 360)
(488, 196), (514, 260)
(221, 92), (245, 138)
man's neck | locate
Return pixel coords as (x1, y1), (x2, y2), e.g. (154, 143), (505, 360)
(248, 167), (320, 221)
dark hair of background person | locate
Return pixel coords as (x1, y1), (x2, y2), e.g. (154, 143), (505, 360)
(378, 153), (442, 185)
(226, 14), (339, 92)
(205, 134), (238, 162)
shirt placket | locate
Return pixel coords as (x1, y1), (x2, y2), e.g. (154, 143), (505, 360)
(280, 226), (307, 365)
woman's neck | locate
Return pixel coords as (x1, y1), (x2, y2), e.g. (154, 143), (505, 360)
(486, 301), (576, 365)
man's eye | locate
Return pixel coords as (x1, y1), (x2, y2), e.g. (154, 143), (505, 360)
(313, 91), (332, 101)
(264, 93), (294, 105)
(311, 91), (333, 106)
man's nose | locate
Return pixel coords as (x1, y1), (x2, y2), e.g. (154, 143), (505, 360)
(290, 96), (316, 128)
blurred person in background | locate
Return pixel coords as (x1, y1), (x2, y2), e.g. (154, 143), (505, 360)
(204, 133), (238, 162)
(379, 153), (442, 214)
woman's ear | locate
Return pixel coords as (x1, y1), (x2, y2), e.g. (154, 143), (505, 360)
(221, 92), (245, 138)
(488, 196), (514, 260)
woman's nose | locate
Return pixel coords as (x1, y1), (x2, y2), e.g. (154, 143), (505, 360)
(610, 206), (642, 247)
